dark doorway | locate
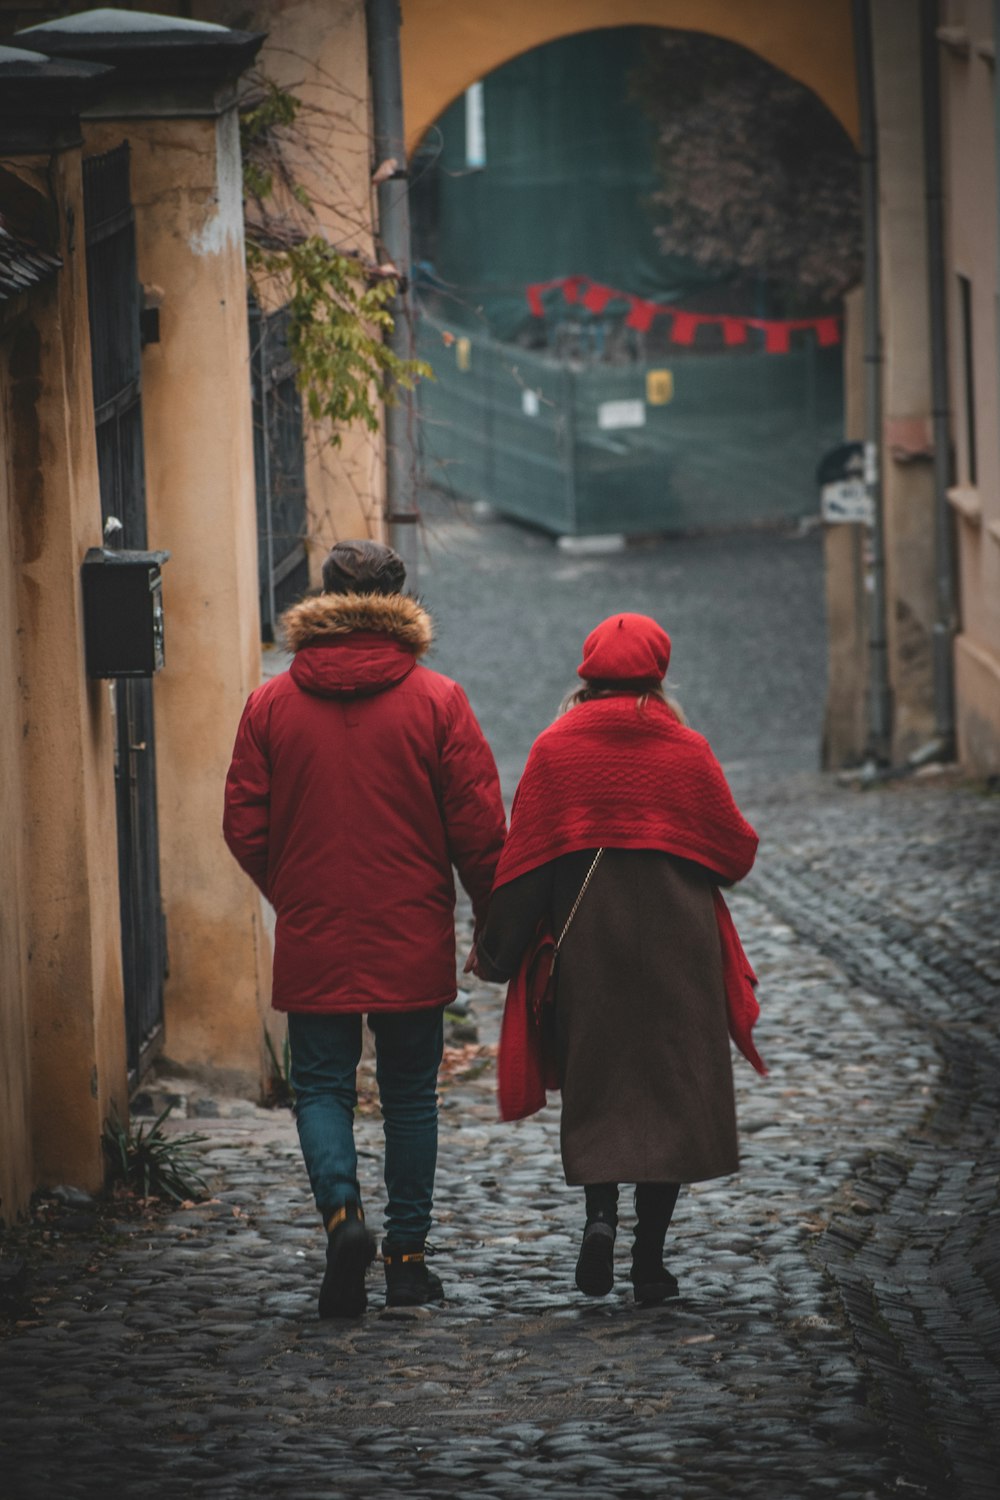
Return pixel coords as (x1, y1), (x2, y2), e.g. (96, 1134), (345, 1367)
(83, 142), (167, 1079)
(249, 298), (309, 640)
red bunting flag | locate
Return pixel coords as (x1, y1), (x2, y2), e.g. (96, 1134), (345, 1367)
(624, 299), (659, 332)
(670, 311), (700, 345)
(760, 321), (792, 354)
(582, 282), (615, 315)
(524, 276), (841, 353)
(526, 284), (547, 318)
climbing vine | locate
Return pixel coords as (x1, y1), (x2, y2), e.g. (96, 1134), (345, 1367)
(240, 79), (429, 442)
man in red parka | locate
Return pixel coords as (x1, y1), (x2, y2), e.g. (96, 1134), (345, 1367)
(223, 540), (505, 1317)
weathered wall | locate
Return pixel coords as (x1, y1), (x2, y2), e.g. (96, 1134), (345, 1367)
(199, 0), (387, 572)
(872, 0), (938, 762)
(400, 0), (858, 149)
(0, 326), (33, 1222)
(82, 109), (272, 1091)
(941, 0), (1000, 775)
(822, 286), (870, 767)
(1, 150), (128, 1205)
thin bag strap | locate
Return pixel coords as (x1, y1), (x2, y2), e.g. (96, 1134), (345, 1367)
(555, 848), (604, 952)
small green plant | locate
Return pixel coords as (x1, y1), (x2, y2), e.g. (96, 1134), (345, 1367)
(264, 1028), (295, 1110)
(240, 77), (430, 445)
(102, 1106), (208, 1204)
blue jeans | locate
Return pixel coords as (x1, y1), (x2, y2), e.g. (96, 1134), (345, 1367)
(287, 1008), (444, 1249)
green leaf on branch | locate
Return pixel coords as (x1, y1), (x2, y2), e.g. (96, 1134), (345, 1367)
(240, 78), (430, 445)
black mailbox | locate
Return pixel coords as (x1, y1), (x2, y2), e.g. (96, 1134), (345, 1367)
(81, 547), (170, 678)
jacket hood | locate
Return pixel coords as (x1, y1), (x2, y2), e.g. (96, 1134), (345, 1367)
(281, 591), (433, 654)
(281, 591), (433, 700)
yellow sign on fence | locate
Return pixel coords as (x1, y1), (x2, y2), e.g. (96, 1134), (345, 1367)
(646, 369), (674, 406)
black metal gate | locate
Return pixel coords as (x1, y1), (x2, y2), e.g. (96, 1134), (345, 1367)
(249, 298), (310, 639)
(83, 143), (167, 1078)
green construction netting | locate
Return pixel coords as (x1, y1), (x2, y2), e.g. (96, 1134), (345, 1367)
(410, 27), (720, 341)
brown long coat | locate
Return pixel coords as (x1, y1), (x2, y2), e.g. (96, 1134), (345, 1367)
(479, 848), (739, 1186)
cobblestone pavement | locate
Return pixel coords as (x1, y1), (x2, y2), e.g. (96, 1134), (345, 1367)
(2, 502), (998, 1498)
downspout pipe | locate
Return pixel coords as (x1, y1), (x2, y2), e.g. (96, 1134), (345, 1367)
(853, 0), (893, 764)
(921, 0), (956, 758)
(366, 0), (419, 586)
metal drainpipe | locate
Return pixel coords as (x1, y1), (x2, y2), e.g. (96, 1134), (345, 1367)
(366, 0), (419, 587)
(922, 0), (957, 758)
(853, 0), (893, 763)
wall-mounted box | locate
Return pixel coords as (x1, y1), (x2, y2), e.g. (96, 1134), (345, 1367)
(81, 547), (170, 678)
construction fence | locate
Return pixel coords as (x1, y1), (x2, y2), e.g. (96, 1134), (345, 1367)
(416, 311), (844, 537)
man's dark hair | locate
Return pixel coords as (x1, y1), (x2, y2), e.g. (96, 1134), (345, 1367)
(321, 540), (407, 596)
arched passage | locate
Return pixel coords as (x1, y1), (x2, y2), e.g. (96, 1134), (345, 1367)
(411, 24), (853, 538)
(400, 0), (857, 151)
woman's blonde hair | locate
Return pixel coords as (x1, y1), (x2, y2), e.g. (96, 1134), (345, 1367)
(559, 680), (687, 724)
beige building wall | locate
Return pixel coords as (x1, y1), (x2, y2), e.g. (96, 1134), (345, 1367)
(940, 0), (1000, 775)
(0, 325), (33, 1223)
(871, 0), (939, 763)
(81, 101), (272, 1092)
(0, 149), (128, 1212)
(199, 0), (388, 574)
(822, 287), (871, 767)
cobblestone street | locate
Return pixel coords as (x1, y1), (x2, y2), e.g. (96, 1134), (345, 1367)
(2, 502), (998, 1498)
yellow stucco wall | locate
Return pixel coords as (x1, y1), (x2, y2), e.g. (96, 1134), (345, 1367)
(401, 0), (858, 149)
(82, 110), (272, 1092)
(197, 0), (389, 568)
(1, 150), (128, 1208)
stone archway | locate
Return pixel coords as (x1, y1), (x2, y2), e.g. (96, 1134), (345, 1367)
(400, 0), (857, 150)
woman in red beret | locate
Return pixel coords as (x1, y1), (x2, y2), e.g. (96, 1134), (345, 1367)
(473, 613), (764, 1304)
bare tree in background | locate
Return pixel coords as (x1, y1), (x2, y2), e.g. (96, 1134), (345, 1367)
(632, 30), (862, 313)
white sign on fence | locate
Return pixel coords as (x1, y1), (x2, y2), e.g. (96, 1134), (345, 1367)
(821, 479), (874, 525)
(598, 399), (646, 431)
(521, 389), (540, 417)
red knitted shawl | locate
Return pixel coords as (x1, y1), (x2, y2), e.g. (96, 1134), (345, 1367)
(494, 696), (759, 889)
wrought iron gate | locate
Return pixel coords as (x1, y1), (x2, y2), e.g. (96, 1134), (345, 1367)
(249, 298), (310, 639)
(83, 143), (167, 1078)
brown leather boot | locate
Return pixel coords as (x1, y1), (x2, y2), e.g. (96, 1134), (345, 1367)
(382, 1241), (444, 1307)
(318, 1203), (375, 1319)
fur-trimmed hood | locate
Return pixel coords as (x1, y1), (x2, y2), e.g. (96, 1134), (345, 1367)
(280, 591), (433, 656)
(281, 592), (434, 702)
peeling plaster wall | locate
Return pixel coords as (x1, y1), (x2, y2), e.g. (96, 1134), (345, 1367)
(941, 0), (1000, 776)
(82, 110), (272, 1092)
(822, 287), (870, 768)
(872, 0), (938, 762)
(1, 149), (128, 1201)
(0, 329), (33, 1223)
(196, 0), (388, 568)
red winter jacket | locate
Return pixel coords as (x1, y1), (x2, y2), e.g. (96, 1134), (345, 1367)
(223, 592), (506, 1014)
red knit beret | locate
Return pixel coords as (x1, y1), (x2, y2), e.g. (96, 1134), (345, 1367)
(577, 613), (672, 682)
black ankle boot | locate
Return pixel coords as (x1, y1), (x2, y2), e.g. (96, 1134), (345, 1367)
(318, 1203), (375, 1319)
(630, 1247), (680, 1305)
(382, 1240), (444, 1307)
(575, 1215), (616, 1297)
